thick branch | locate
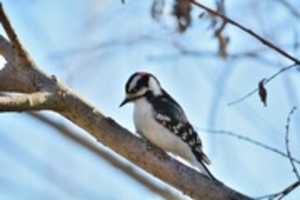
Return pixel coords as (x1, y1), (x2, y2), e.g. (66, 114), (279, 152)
(0, 36), (62, 93)
(0, 3), (30, 65)
(0, 35), (14, 62)
(29, 112), (183, 200)
(0, 3), (252, 200)
(0, 92), (58, 112)
(57, 91), (252, 200)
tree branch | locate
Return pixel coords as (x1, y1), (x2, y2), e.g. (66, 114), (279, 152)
(29, 112), (183, 200)
(0, 3), (30, 65)
(274, 0), (300, 20)
(228, 63), (298, 106)
(0, 3), (252, 200)
(0, 35), (14, 62)
(0, 92), (58, 112)
(256, 181), (300, 200)
(189, 0), (300, 106)
(285, 107), (300, 180)
(57, 90), (251, 200)
(255, 107), (300, 200)
(201, 129), (300, 165)
(189, 0), (300, 65)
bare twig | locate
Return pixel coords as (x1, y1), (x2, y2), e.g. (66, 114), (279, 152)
(256, 181), (300, 200)
(160, 41), (287, 68)
(285, 107), (300, 180)
(189, 0), (300, 106)
(189, 0), (300, 65)
(201, 129), (300, 165)
(274, 0), (300, 19)
(255, 107), (300, 200)
(0, 3), (29, 64)
(228, 63), (298, 106)
(214, 0), (229, 58)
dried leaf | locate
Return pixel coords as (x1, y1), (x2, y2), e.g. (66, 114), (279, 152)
(208, 0), (230, 59)
(217, 32), (229, 58)
(173, 0), (192, 33)
(258, 79), (267, 107)
(198, 12), (205, 18)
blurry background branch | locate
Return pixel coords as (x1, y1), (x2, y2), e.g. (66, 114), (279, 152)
(256, 107), (300, 200)
(150, 0), (300, 109)
(228, 63), (298, 106)
(201, 129), (300, 165)
(285, 107), (300, 181)
(0, 3), (251, 200)
(257, 181), (300, 200)
(274, 0), (300, 19)
(185, 0), (300, 107)
(189, 0), (300, 65)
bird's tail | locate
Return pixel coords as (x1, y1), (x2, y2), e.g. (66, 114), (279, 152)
(200, 151), (211, 165)
(192, 151), (217, 181)
(195, 159), (217, 181)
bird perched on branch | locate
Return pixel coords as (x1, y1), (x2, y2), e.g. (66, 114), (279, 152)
(120, 72), (215, 180)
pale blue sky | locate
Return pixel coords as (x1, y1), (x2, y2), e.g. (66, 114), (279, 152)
(1, 0), (300, 199)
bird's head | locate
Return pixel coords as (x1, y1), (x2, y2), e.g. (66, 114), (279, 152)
(120, 72), (162, 107)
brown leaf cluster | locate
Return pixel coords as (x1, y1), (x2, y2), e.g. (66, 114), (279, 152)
(173, 0), (192, 32)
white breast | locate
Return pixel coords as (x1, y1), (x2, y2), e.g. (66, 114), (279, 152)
(133, 98), (195, 162)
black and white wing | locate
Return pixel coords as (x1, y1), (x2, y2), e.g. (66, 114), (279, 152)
(150, 90), (210, 165)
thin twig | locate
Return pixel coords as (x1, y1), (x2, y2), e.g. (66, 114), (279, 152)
(190, 0), (300, 106)
(228, 63), (298, 106)
(213, 0), (229, 58)
(0, 3), (29, 63)
(285, 107), (300, 180)
(256, 181), (300, 200)
(201, 129), (300, 165)
(274, 0), (300, 19)
(189, 0), (300, 65)
(255, 107), (300, 200)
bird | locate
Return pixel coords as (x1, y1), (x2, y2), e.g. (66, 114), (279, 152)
(120, 72), (215, 180)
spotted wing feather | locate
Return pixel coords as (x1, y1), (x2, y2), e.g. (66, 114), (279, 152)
(150, 91), (210, 165)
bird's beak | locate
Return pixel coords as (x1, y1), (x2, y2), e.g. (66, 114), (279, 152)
(119, 97), (130, 107)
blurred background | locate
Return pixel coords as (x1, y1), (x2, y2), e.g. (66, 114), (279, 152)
(0, 0), (300, 199)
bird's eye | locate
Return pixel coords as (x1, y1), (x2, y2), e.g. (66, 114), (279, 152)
(130, 88), (137, 93)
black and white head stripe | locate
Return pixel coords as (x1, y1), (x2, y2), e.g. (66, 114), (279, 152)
(126, 72), (148, 93)
(125, 72), (162, 96)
